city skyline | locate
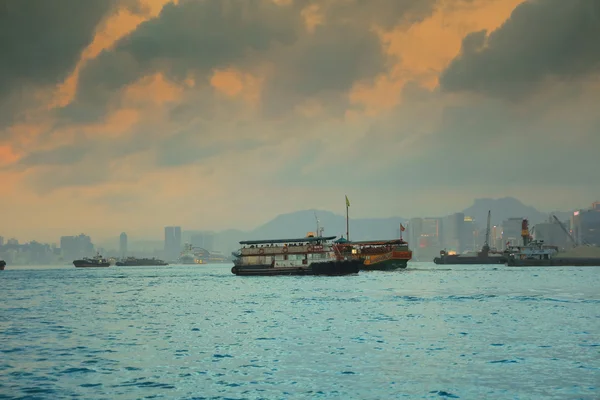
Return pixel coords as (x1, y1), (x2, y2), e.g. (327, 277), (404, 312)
(1, 0), (599, 241)
(1, 196), (597, 245)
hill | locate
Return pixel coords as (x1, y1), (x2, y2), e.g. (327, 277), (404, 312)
(462, 197), (573, 227)
(215, 209), (407, 252)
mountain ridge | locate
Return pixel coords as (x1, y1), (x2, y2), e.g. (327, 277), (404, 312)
(97, 197), (577, 252)
(213, 197), (575, 251)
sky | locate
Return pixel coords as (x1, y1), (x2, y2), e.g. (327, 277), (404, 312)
(1, 0), (599, 242)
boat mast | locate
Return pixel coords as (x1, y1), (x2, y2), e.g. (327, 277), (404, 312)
(314, 212), (320, 237)
(345, 195), (350, 241)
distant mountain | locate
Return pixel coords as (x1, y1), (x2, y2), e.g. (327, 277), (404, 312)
(215, 209), (407, 252)
(100, 197), (576, 253)
(462, 197), (573, 227)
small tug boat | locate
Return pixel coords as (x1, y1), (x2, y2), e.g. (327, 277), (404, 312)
(0, 260), (5, 270)
(231, 235), (362, 276)
(73, 252), (110, 268)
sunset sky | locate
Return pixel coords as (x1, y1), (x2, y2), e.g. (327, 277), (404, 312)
(1, 0), (599, 242)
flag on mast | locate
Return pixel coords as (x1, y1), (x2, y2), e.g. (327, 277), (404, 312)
(400, 224), (405, 232)
(345, 195), (350, 207)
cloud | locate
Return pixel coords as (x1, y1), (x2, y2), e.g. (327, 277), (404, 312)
(63, 0), (441, 122)
(16, 144), (91, 167)
(63, 0), (302, 122)
(3, 0), (600, 243)
(0, 0), (122, 127)
(440, 0), (600, 98)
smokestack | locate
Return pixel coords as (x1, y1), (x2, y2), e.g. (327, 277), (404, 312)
(521, 219), (530, 246)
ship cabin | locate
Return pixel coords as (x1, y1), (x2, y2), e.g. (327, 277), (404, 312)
(336, 239), (409, 254)
(506, 239), (559, 261)
(236, 235), (338, 266)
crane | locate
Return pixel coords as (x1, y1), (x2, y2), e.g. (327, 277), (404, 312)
(552, 215), (578, 247)
(481, 210), (491, 256)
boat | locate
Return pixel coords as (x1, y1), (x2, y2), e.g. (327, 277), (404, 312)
(231, 235), (362, 276)
(434, 249), (507, 265)
(115, 257), (168, 266)
(0, 260), (5, 270)
(506, 218), (600, 266)
(178, 243), (201, 264)
(73, 253), (110, 268)
(434, 210), (508, 265)
(335, 238), (413, 270)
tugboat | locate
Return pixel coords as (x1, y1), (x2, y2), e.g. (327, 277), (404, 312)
(116, 257), (168, 266)
(434, 210), (507, 265)
(0, 260), (5, 270)
(231, 234), (362, 276)
(335, 238), (412, 270)
(73, 252), (110, 268)
(506, 218), (600, 266)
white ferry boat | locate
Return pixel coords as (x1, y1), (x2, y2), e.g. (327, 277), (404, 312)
(231, 235), (362, 276)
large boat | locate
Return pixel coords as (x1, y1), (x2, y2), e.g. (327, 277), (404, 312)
(434, 210), (507, 265)
(73, 253), (110, 268)
(335, 238), (412, 270)
(506, 219), (600, 266)
(0, 260), (5, 270)
(231, 235), (362, 276)
(178, 243), (200, 264)
(115, 257), (168, 266)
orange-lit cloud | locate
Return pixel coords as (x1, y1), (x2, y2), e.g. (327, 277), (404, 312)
(349, 0), (525, 113)
(51, 0), (175, 109)
(210, 68), (263, 106)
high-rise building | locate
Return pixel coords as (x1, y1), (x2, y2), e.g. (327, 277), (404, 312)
(462, 216), (476, 251)
(119, 232), (128, 258)
(60, 234), (94, 261)
(407, 217), (441, 260)
(442, 212), (464, 252)
(164, 226), (182, 261)
(572, 204), (600, 246)
(190, 232), (215, 252)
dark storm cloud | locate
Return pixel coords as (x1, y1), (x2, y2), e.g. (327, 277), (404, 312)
(318, 0), (437, 29)
(63, 0), (440, 122)
(259, 21), (387, 117)
(63, 0), (303, 122)
(440, 0), (600, 98)
(0, 0), (121, 126)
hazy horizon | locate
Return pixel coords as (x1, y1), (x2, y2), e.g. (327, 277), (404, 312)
(2, 195), (595, 244)
(2, 0), (599, 243)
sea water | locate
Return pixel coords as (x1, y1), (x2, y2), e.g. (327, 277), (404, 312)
(1, 263), (598, 399)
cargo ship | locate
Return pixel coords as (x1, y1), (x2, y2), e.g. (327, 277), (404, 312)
(334, 238), (412, 270)
(115, 257), (168, 266)
(0, 260), (5, 270)
(231, 234), (362, 276)
(434, 210), (508, 265)
(73, 253), (110, 268)
(506, 218), (600, 266)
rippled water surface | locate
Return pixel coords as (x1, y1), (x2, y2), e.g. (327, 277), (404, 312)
(1, 263), (599, 399)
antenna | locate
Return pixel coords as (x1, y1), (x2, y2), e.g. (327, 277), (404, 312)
(314, 211), (322, 237)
